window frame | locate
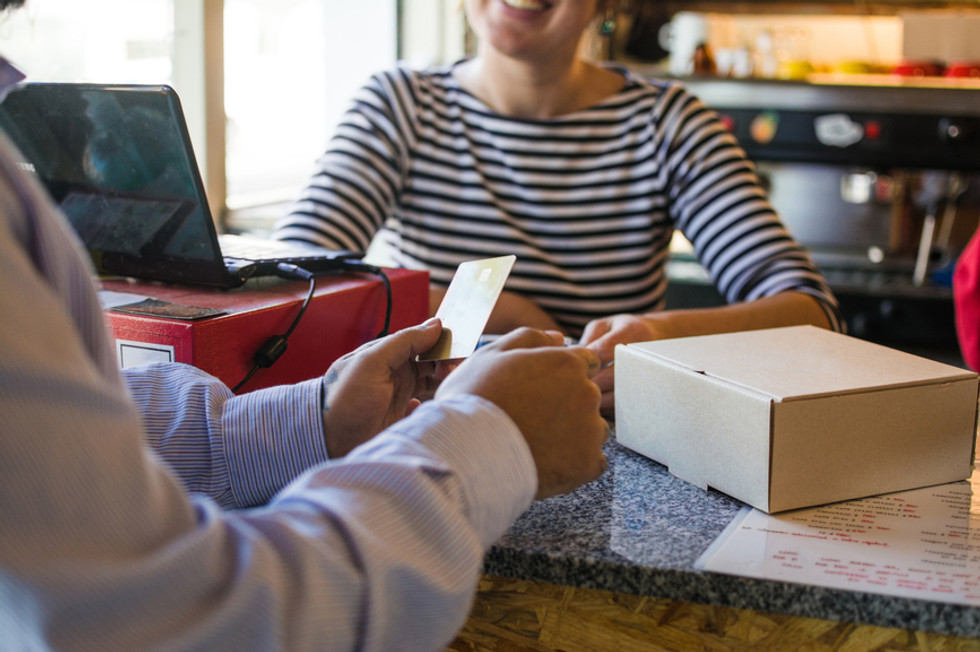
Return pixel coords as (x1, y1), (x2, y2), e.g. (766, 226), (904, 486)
(173, 0), (226, 226)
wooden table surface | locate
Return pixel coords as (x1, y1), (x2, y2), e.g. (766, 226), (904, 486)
(448, 575), (980, 651)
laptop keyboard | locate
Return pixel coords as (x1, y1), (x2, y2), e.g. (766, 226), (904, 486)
(219, 233), (336, 262)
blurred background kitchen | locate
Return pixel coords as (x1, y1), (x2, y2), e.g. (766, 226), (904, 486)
(1, 0), (977, 365)
(612, 5), (980, 370)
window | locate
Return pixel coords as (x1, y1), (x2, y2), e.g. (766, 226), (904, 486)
(0, 0), (403, 232)
(0, 0), (175, 83)
(223, 0), (396, 229)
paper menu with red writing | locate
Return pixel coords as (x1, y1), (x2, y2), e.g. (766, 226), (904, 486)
(696, 469), (980, 605)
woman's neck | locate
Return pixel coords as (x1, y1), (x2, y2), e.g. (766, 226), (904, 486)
(455, 50), (623, 120)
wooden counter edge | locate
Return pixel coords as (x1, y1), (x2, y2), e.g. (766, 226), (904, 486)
(448, 574), (980, 651)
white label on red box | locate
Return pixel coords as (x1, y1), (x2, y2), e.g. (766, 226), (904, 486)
(116, 339), (175, 368)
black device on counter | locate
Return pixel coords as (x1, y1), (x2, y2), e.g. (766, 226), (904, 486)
(0, 82), (360, 288)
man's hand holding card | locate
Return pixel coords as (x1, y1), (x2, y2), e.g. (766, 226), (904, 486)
(419, 255), (516, 362)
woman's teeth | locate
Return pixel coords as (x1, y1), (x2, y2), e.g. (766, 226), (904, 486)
(502, 0), (548, 10)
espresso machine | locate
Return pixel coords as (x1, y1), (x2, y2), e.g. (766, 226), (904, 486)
(666, 78), (980, 365)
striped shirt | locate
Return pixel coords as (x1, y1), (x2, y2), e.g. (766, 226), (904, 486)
(0, 53), (536, 650)
(275, 62), (843, 334)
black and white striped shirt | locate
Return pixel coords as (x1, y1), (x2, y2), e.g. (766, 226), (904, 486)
(275, 62), (842, 335)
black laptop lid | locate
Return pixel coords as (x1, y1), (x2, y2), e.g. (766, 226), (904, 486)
(0, 82), (234, 287)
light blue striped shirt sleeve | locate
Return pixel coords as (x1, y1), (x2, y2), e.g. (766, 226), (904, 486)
(123, 364), (329, 509)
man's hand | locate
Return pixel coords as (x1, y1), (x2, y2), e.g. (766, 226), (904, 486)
(436, 328), (608, 499)
(320, 318), (446, 458)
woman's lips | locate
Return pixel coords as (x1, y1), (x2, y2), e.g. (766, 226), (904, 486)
(499, 0), (552, 13)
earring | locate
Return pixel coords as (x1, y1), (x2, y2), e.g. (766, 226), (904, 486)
(598, 14), (616, 37)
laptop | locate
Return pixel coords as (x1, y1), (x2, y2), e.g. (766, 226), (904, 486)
(0, 82), (359, 288)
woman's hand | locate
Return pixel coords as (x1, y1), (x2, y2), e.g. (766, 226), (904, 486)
(578, 292), (834, 416)
(320, 318), (448, 458)
(579, 313), (671, 416)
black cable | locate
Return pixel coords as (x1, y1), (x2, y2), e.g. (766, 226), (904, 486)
(371, 267), (393, 338)
(232, 264), (316, 393)
(230, 260), (393, 393)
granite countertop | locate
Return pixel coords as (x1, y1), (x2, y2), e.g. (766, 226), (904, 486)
(484, 437), (980, 639)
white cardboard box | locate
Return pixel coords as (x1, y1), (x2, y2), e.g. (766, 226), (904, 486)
(615, 326), (979, 514)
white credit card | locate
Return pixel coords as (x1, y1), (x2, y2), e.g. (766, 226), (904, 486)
(418, 255), (516, 361)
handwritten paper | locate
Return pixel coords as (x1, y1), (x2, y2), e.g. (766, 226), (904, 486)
(696, 469), (980, 605)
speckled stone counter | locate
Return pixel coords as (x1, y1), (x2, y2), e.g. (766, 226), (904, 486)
(483, 437), (980, 639)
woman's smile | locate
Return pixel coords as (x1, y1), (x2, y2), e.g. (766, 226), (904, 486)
(500, 0), (552, 12)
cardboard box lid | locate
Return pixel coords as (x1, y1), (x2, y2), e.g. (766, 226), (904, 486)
(625, 325), (975, 401)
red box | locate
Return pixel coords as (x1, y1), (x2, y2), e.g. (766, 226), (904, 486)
(101, 268), (429, 392)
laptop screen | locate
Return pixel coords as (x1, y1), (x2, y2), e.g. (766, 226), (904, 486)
(0, 83), (233, 286)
